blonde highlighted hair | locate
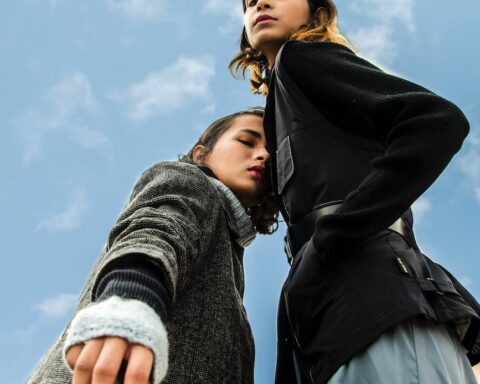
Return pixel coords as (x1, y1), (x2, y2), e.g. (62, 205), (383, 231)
(229, 0), (354, 95)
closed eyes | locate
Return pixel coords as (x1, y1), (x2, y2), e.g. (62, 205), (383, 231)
(238, 139), (254, 147)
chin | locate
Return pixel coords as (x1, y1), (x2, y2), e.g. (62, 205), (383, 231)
(234, 188), (263, 208)
(252, 33), (285, 52)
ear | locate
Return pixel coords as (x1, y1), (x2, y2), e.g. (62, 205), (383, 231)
(313, 7), (330, 28)
(192, 145), (207, 164)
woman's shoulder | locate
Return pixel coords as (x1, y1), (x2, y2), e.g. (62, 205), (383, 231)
(130, 161), (216, 201)
(140, 161), (208, 180)
(275, 40), (356, 69)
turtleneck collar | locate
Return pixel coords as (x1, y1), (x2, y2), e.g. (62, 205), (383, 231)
(205, 176), (256, 248)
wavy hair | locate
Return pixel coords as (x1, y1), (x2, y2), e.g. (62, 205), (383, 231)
(229, 0), (354, 95)
(179, 107), (279, 235)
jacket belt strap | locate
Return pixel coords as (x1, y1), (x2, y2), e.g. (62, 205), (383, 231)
(284, 203), (406, 265)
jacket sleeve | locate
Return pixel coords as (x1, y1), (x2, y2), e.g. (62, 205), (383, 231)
(92, 162), (220, 302)
(276, 41), (469, 261)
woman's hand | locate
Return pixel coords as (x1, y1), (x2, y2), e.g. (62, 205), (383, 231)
(66, 336), (154, 384)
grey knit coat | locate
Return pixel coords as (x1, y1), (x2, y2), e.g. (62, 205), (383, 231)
(27, 161), (255, 384)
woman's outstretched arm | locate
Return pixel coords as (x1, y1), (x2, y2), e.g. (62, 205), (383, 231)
(63, 162), (219, 383)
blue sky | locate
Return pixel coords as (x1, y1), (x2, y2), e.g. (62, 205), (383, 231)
(1, 0), (479, 382)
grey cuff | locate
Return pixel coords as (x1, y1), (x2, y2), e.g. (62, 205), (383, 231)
(63, 296), (168, 383)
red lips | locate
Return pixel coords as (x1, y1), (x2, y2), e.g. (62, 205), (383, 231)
(248, 165), (266, 181)
(255, 14), (276, 26)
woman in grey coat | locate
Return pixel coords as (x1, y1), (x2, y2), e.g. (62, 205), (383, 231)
(27, 107), (278, 384)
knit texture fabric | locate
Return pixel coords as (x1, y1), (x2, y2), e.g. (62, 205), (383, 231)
(95, 264), (172, 323)
(85, 174), (254, 348)
(207, 176), (256, 248)
(56, 172), (255, 383)
(63, 296), (168, 384)
(27, 162), (255, 384)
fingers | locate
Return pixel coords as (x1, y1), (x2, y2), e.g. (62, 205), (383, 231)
(71, 337), (128, 384)
(66, 343), (84, 369)
(71, 338), (104, 384)
(69, 337), (153, 384)
(124, 345), (154, 384)
(91, 337), (129, 384)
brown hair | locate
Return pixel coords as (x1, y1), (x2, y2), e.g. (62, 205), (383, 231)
(179, 108), (279, 235)
(229, 0), (353, 95)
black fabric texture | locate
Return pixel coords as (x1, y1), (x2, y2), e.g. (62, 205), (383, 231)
(94, 254), (171, 323)
(264, 41), (480, 384)
(277, 41), (469, 262)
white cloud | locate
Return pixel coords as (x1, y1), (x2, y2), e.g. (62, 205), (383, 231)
(106, 0), (168, 20)
(201, 102), (217, 115)
(13, 293), (77, 344)
(34, 293), (77, 319)
(458, 126), (480, 204)
(350, 0), (415, 32)
(348, 25), (395, 67)
(412, 197), (432, 226)
(70, 125), (108, 148)
(459, 149), (480, 179)
(346, 0), (416, 66)
(16, 72), (106, 165)
(36, 191), (88, 231)
(113, 56), (215, 122)
(203, 0), (243, 35)
(47, 72), (95, 119)
(459, 130), (480, 178)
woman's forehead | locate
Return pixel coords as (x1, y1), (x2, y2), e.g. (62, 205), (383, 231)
(224, 114), (264, 135)
(231, 114), (263, 128)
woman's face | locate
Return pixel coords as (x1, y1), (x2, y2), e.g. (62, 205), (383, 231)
(244, 0), (311, 64)
(196, 114), (270, 208)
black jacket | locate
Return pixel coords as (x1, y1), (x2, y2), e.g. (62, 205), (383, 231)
(264, 41), (480, 384)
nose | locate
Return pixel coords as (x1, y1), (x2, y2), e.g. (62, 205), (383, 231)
(256, 147), (270, 162)
(256, 0), (271, 10)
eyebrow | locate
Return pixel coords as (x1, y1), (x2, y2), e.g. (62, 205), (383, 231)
(239, 129), (262, 138)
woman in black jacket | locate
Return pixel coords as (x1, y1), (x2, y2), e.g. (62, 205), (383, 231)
(230, 0), (480, 383)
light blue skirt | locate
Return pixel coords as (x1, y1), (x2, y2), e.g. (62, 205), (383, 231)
(328, 317), (477, 384)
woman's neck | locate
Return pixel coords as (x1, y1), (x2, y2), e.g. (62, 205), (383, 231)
(261, 44), (281, 69)
(266, 52), (277, 68)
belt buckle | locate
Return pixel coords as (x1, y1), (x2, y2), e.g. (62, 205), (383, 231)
(284, 232), (294, 266)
